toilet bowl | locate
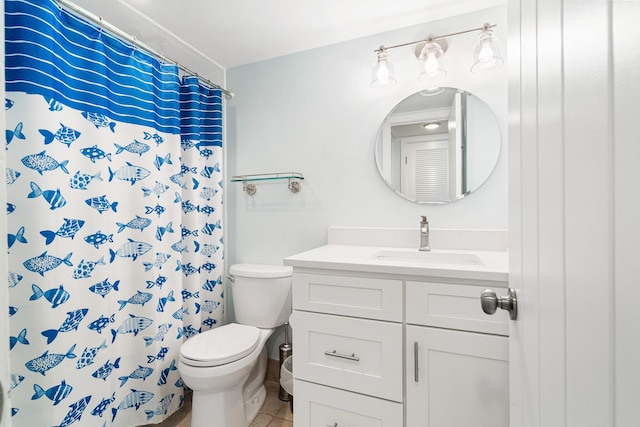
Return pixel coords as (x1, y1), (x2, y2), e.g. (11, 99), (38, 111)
(178, 264), (292, 427)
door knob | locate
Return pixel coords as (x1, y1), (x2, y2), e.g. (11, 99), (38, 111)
(481, 288), (517, 320)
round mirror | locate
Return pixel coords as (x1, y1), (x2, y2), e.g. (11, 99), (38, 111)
(375, 87), (500, 204)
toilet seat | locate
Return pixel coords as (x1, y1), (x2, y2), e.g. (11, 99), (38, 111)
(179, 323), (261, 367)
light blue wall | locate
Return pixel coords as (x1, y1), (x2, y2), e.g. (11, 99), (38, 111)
(226, 6), (508, 357)
(227, 6), (507, 266)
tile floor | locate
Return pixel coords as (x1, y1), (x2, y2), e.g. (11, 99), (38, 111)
(247, 380), (294, 427)
(150, 380), (293, 427)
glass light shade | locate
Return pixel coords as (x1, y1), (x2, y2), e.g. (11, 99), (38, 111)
(418, 41), (446, 81)
(371, 50), (397, 87)
(471, 28), (504, 73)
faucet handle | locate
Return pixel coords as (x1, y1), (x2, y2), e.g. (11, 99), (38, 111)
(421, 215), (427, 223)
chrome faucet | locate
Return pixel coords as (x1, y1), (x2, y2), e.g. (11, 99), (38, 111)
(419, 216), (431, 252)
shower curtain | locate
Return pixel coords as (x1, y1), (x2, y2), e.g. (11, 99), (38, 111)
(5, 0), (225, 425)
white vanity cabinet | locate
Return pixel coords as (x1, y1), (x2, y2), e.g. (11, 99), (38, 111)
(285, 245), (510, 427)
(405, 281), (510, 427)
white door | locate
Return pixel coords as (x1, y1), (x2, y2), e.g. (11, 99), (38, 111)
(447, 92), (463, 199)
(400, 136), (449, 203)
(508, 0), (640, 426)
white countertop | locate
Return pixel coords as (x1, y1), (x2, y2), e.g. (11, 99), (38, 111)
(283, 245), (509, 282)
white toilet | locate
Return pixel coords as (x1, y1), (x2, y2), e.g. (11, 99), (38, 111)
(178, 264), (293, 427)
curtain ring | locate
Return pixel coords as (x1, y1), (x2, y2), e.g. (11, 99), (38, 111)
(131, 36), (137, 55)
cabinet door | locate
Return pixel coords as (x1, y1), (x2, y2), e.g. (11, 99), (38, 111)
(406, 326), (509, 427)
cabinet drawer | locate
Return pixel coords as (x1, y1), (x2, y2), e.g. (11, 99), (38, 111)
(294, 379), (403, 427)
(292, 311), (403, 402)
(293, 272), (402, 321)
(406, 281), (509, 335)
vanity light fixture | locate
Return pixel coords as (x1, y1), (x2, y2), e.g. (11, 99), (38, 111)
(371, 23), (502, 87)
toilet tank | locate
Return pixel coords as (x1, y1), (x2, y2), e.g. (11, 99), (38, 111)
(229, 264), (292, 328)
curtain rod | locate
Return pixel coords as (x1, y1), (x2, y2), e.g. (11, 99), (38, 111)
(56, 0), (234, 100)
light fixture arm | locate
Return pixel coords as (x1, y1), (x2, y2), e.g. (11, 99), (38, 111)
(374, 23), (497, 53)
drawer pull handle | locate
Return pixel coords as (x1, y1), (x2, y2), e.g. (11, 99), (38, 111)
(324, 350), (360, 362)
(327, 424), (338, 427)
(414, 341), (419, 383)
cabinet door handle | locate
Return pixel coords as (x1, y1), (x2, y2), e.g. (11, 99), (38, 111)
(324, 350), (360, 362)
(414, 341), (419, 383)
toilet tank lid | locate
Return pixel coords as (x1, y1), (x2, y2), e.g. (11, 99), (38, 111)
(229, 264), (293, 278)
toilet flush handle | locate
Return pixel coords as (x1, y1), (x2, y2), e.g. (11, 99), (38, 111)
(227, 274), (235, 283)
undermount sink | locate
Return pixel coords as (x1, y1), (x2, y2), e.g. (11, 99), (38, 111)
(371, 250), (484, 266)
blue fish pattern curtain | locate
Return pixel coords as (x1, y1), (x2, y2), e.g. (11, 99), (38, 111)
(5, 0), (225, 425)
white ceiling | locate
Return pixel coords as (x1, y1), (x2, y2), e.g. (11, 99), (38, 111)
(71, 0), (505, 69)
